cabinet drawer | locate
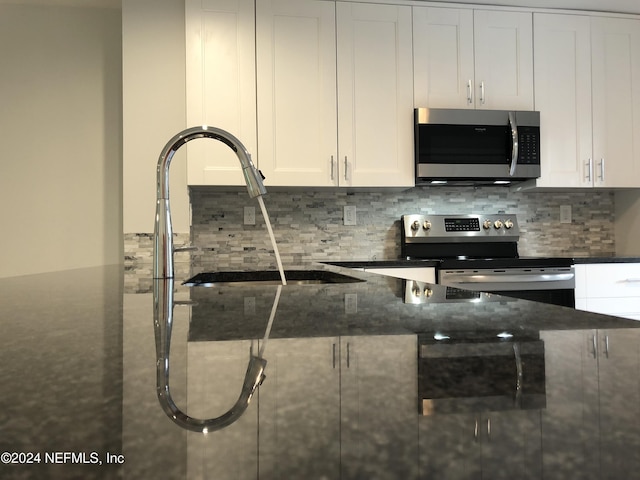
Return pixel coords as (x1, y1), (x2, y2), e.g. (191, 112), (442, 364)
(585, 298), (640, 319)
(580, 263), (640, 298)
(364, 267), (436, 283)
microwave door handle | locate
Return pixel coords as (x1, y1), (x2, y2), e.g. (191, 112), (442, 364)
(508, 111), (518, 176)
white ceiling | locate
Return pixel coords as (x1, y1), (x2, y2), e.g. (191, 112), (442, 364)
(0, 0), (638, 15)
(427, 0), (640, 15)
(0, 0), (120, 8)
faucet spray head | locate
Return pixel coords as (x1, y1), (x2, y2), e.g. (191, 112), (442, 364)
(243, 158), (267, 199)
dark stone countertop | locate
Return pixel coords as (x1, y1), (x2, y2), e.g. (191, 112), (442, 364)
(1, 263), (639, 479)
(572, 256), (640, 264)
(330, 257), (640, 267)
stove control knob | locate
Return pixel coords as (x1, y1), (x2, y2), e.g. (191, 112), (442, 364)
(504, 219), (514, 229)
(494, 220), (503, 229)
(411, 221), (420, 231)
(483, 220), (492, 230)
(422, 220), (432, 230)
(424, 287), (434, 298)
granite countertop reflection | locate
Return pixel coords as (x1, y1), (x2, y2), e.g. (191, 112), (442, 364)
(1, 263), (640, 479)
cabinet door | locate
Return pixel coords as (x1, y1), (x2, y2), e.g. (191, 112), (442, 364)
(413, 7), (475, 109)
(419, 413), (481, 480)
(534, 14), (593, 188)
(185, 0), (257, 186)
(591, 17), (640, 188)
(256, 0), (337, 186)
(474, 10), (534, 111)
(187, 340), (258, 480)
(596, 329), (640, 477)
(480, 411), (542, 480)
(341, 335), (418, 478)
(539, 330), (600, 480)
(337, 2), (414, 187)
(258, 337), (340, 479)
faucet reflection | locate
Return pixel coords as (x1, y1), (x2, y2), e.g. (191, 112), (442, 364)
(153, 278), (282, 433)
(153, 126), (267, 279)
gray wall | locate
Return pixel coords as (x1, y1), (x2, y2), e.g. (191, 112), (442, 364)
(0, 3), (122, 278)
(125, 187), (615, 268)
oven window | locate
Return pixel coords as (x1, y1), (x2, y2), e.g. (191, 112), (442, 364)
(417, 124), (511, 165)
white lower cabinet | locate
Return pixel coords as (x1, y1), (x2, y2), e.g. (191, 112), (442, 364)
(257, 336), (341, 479)
(539, 330), (600, 480)
(364, 266), (436, 283)
(575, 263), (640, 320)
(419, 410), (542, 479)
(540, 329), (640, 479)
(258, 334), (418, 479)
(340, 335), (419, 479)
(186, 340), (259, 480)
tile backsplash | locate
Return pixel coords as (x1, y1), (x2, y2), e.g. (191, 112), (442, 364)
(124, 187), (615, 268)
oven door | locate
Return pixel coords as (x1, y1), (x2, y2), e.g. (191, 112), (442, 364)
(419, 334), (546, 415)
(438, 266), (576, 308)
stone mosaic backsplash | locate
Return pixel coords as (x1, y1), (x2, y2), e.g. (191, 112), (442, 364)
(124, 187), (615, 269)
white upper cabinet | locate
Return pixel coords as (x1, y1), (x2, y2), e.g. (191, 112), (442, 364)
(185, 0), (257, 186)
(414, 7), (534, 111)
(533, 14), (640, 188)
(257, 0), (414, 187)
(473, 10), (534, 110)
(256, 0), (337, 186)
(412, 7), (474, 109)
(533, 13), (593, 188)
(591, 16), (640, 188)
(336, 2), (414, 187)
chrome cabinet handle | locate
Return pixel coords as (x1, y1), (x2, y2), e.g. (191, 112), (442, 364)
(332, 343), (336, 368)
(480, 81), (485, 105)
(330, 155), (334, 180)
(346, 342), (351, 368)
(467, 79), (473, 104)
(592, 334), (597, 358)
(474, 418), (479, 441)
(487, 418), (491, 439)
(344, 156), (348, 181)
(604, 335), (609, 359)
(598, 158), (605, 182)
(586, 158), (593, 183)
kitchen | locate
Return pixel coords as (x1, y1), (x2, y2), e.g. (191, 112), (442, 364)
(2, 0), (640, 478)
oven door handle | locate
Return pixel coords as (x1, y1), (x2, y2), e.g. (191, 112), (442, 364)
(508, 111), (519, 176)
(443, 272), (575, 284)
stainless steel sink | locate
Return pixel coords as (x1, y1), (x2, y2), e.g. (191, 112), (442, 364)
(182, 269), (364, 287)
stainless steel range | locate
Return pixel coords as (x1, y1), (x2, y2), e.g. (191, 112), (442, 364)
(401, 214), (575, 307)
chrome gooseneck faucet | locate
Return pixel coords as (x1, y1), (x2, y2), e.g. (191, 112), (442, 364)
(153, 277), (268, 433)
(153, 126), (267, 279)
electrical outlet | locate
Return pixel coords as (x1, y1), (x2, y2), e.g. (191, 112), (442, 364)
(344, 293), (358, 314)
(244, 206), (256, 225)
(560, 205), (572, 224)
(344, 205), (356, 226)
(244, 297), (256, 316)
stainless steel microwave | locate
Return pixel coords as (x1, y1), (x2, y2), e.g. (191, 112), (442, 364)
(415, 108), (541, 186)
